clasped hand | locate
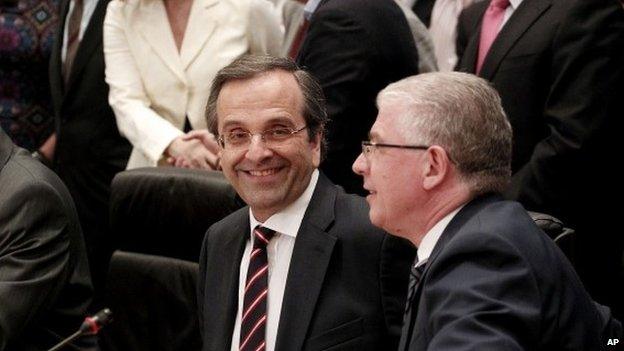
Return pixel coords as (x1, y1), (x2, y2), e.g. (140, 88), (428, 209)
(165, 130), (220, 170)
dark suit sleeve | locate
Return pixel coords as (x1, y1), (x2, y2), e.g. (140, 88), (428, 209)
(455, 8), (473, 70)
(421, 235), (541, 350)
(379, 234), (415, 348)
(297, 8), (376, 192)
(455, 10), (469, 71)
(300, 8), (371, 127)
(0, 180), (72, 349)
(505, 0), (624, 215)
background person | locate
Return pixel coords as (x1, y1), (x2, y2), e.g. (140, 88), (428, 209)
(103, 0), (283, 169)
(0, 128), (94, 351)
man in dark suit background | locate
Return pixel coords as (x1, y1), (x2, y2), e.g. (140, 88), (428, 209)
(353, 72), (622, 350)
(38, 0), (131, 294)
(0, 129), (94, 351)
(456, 0), (624, 317)
(294, 0), (420, 195)
(198, 55), (414, 351)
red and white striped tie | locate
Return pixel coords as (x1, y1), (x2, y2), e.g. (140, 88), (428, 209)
(239, 226), (275, 351)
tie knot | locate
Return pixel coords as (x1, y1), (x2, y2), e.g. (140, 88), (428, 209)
(490, 0), (510, 9)
(253, 226), (275, 247)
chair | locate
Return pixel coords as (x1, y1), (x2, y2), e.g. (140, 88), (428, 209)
(99, 251), (200, 351)
(529, 211), (575, 264)
(101, 168), (243, 350)
(108, 167), (243, 261)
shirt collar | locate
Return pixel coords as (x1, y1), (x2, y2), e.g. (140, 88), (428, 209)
(508, 0), (522, 10)
(416, 204), (465, 266)
(303, 0), (323, 20)
(249, 169), (320, 239)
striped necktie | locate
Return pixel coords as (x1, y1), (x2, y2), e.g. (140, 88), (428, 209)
(404, 259), (427, 315)
(239, 226), (275, 351)
(63, 0), (83, 84)
(398, 258), (428, 350)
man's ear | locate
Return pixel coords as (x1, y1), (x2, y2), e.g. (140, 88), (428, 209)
(422, 146), (452, 190)
(311, 132), (322, 167)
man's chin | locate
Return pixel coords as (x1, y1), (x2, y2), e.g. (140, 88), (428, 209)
(243, 192), (286, 216)
(368, 211), (384, 229)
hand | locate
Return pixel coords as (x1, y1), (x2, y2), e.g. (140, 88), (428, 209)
(165, 135), (219, 170)
(39, 133), (57, 161)
(181, 129), (220, 154)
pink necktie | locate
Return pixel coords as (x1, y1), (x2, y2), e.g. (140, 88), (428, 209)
(476, 0), (510, 74)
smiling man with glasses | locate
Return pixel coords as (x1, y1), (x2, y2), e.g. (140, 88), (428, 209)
(197, 55), (414, 351)
(353, 72), (622, 350)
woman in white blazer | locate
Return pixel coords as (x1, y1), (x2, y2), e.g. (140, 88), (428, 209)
(104, 0), (283, 169)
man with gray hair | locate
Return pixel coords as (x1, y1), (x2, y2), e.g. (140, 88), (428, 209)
(353, 72), (622, 350)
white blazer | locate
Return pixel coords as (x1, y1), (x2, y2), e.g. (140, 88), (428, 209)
(104, 0), (283, 168)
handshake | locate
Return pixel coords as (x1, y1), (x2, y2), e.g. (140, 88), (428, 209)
(165, 129), (221, 170)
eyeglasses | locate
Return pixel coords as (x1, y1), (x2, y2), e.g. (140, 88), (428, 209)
(361, 141), (429, 159)
(217, 126), (307, 149)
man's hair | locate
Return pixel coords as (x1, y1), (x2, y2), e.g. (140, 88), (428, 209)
(377, 72), (512, 195)
(205, 55), (328, 157)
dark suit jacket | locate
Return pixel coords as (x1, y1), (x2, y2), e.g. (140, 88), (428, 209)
(49, 0), (131, 290)
(297, 0), (419, 195)
(0, 130), (94, 351)
(456, 0), (624, 315)
(411, 0), (436, 27)
(399, 195), (622, 351)
(198, 173), (415, 351)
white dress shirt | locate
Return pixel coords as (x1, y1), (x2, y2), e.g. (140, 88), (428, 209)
(230, 169), (319, 351)
(502, 0), (523, 26)
(428, 0), (474, 71)
(62, 0), (98, 62)
(415, 205), (464, 267)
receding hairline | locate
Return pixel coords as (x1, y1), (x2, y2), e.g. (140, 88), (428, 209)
(213, 69), (307, 125)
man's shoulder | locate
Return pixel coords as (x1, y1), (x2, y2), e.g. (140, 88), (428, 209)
(315, 0), (408, 33)
(0, 149), (69, 203)
(206, 206), (249, 238)
(451, 198), (545, 246)
(318, 0), (401, 14)
(329, 189), (390, 245)
(333, 190), (374, 222)
(0, 149), (80, 242)
(434, 198), (559, 273)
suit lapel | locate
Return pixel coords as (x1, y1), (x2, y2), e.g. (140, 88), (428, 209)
(65, 0), (110, 97)
(135, 0), (187, 83)
(179, 0), (218, 70)
(479, 0), (552, 79)
(274, 174), (338, 351)
(398, 195), (502, 350)
(411, 0), (436, 27)
(296, 0), (331, 62)
(50, 0), (70, 108)
(206, 211), (249, 351)
(457, 2), (487, 73)
(423, 195), (501, 274)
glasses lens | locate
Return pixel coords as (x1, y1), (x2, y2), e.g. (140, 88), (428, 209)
(225, 131), (251, 147)
(265, 128), (294, 143)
